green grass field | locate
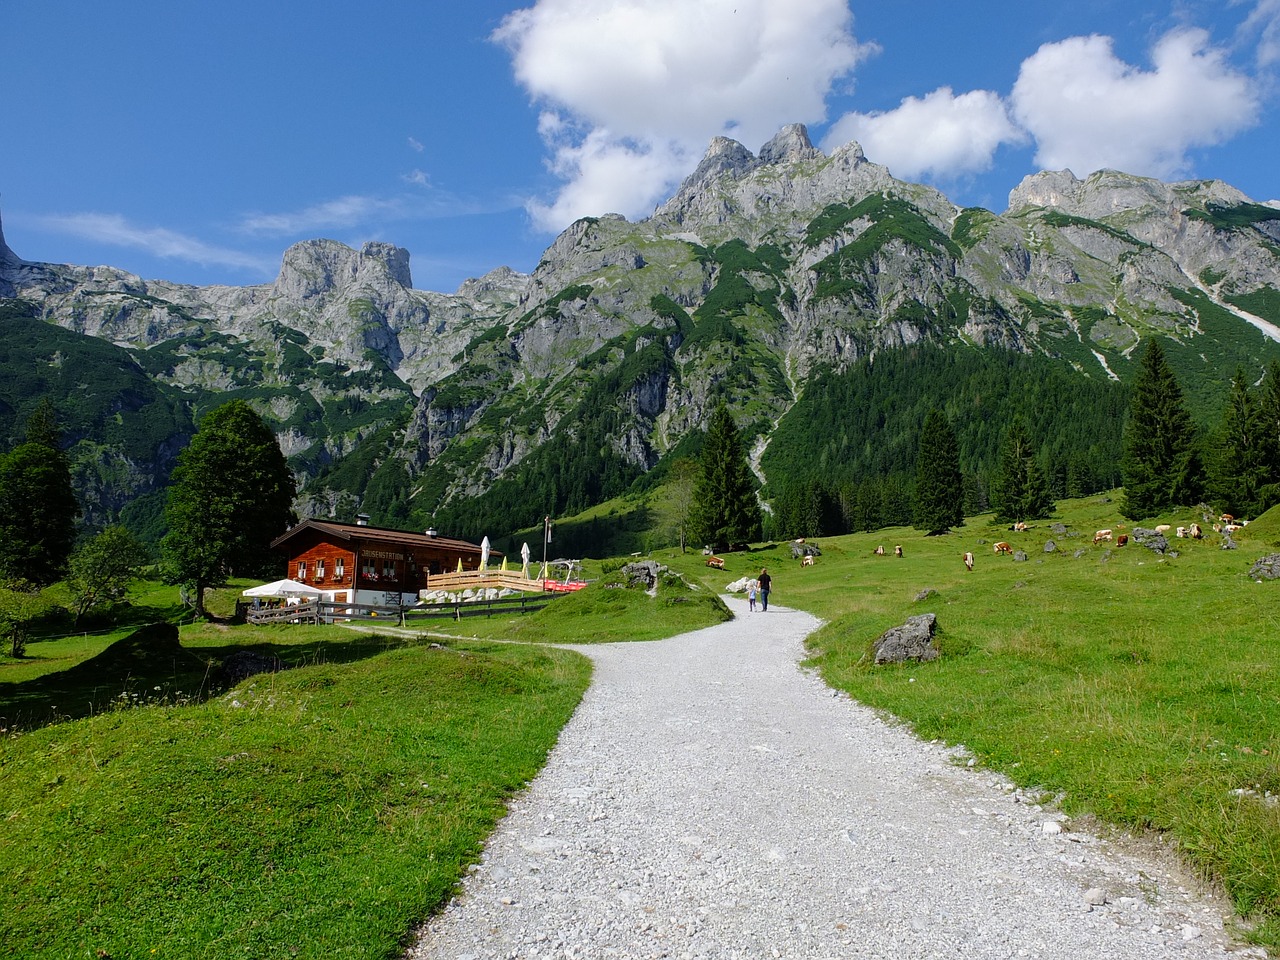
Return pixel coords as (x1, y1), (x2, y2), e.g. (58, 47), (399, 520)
(0, 624), (591, 959)
(4, 495), (1280, 952)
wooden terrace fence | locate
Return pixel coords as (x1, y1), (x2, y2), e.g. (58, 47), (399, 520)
(243, 591), (563, 627)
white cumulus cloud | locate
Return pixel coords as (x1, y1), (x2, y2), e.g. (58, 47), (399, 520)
(1240, 0), (1280, 67)
(1011, 29), (1260, 179)
(493, 0), (872, 232)
(822, 87), (1025, 181)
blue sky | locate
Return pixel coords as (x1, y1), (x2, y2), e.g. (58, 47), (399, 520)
(2, 0), (1277, 294)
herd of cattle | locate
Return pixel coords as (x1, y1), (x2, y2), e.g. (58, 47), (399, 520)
(794, 514), (1249, 573)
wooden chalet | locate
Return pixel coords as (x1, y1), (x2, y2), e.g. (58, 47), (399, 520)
(270, 518), (495, 606)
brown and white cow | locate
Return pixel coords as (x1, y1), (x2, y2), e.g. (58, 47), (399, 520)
(894, 545), (903, 557)
(993, 541), (1012, 555)
(1093, 529), (1112, 544)
(963, 551), (974, 571)
(873, 545), (885, 556)
(801, 554), (815, 567)
(1189, 522), (1203, 539)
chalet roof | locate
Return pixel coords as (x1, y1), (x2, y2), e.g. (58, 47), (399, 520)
(271, 519), (491, 554)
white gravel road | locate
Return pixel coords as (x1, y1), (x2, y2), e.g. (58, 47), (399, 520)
(407, 598), (1261, 960)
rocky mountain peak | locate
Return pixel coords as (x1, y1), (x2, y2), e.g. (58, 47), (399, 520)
(1005, 169), (1083, 214)
(273, 238), (414, 302)
(0, 205), (22, 297)
(456, 265), (529, 303)
(759, 123), (821, 165)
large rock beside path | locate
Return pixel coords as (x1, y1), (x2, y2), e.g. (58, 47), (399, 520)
(1249, 554), (1280, 580)
(873, 613), (939, 664)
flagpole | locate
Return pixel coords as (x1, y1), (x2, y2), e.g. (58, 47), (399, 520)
(542, 515), (550, 582)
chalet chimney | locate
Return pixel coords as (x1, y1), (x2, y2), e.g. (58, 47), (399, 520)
(356, 514), (370, 526)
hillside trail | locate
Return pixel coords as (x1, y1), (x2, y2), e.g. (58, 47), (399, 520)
(407, 597), (1256, 960)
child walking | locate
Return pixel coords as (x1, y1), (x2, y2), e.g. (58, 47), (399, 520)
(747, 579), (758, 612)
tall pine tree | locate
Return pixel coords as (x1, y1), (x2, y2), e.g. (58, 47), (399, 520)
(913, 408), (963, 535)
(0, 403), (79, 586)
(1121, 339), (1203, 519)
(690, 406), (761, 550)
(1207, 368), (1269, 518)
(991, 417), (1054, 523)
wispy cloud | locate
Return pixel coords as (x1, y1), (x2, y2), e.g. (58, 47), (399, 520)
(238, 195), (407, 235)
(408, 136), (425, 153)
(403, 169), (432, 187)
(1239, 0), (1280, 66)
(34, 212), (273, 273)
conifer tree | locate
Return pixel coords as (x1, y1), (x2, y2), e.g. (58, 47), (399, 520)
(1258, 360), (1280, 510)
(1121, 339), (1203, 519)
(689, 406), (761, 550)
(1209, 368), (1271, 518)
(0, 404), (79, 586)
(913, 408), (963, 534)
(991, 417), (1054, 523)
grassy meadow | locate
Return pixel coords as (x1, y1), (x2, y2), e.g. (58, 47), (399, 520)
(660, 494), (1280, 946)
(1, 623), (591, 959)
(4, 493), (1280, 952)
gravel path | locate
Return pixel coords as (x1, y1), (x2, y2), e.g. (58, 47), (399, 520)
(408, 598), (1259, 960)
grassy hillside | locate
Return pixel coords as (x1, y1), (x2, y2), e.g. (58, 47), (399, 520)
(0, 622), (591, 959)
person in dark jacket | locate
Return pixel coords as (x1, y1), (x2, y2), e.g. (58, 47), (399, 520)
(758, 568), (772, 611)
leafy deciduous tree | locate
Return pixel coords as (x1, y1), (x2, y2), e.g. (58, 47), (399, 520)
(67, 525), (148, 626)
(161, 401), (297, 616)
(690, 406), (762, 550)
(914, 408), (964, 535)
(659, 457), (698, 553)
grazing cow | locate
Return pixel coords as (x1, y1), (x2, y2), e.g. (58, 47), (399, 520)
(801, 554), (815, 567)
(1093, 529), (1112, 544)
(1155, 524), (1172, 534)
(1190, 522), (1203, 539)
(874, 545), (885, 556)
(1220, 513), (1235, 524)
(963, 551), (974, 571)
(1225, 523), (1243, 534)
(1176, 526), (1187, 538)
(1012, 521), (1028, 532)
(1116, 534), (1129, 546)
(993, 541), (1012, 555)
(1213, 523), (1222, 534)
(894, 545), (903, 557)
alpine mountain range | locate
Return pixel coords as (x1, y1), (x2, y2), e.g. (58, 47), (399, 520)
(3, 123), (1279, 544)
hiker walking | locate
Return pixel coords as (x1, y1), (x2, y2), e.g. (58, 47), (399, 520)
(758, 568), (772, 611)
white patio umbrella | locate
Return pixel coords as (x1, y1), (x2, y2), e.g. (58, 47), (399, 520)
(521, 542), (531, 578)
(242, 579), (322, 598)
(480, 535), (491, 570)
